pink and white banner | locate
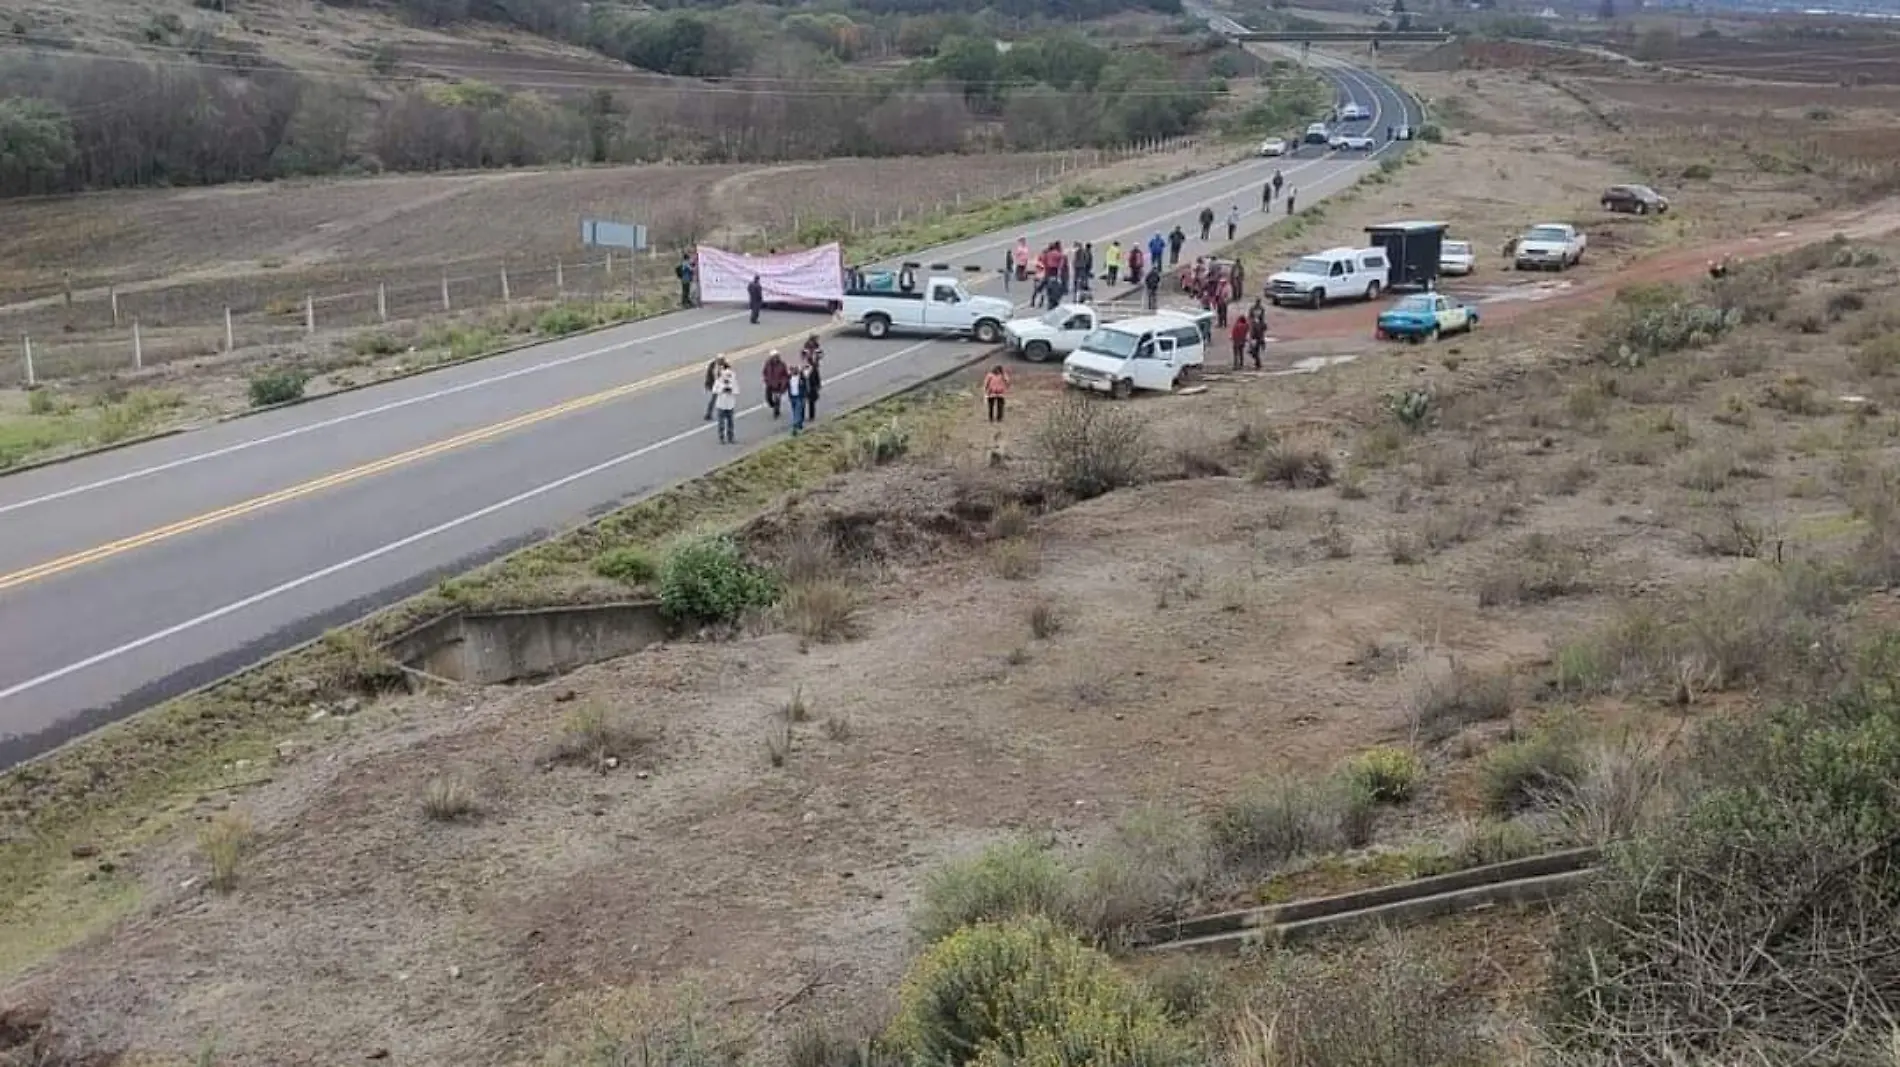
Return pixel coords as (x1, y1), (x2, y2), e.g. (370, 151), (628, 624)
(695, 243), (845, 307)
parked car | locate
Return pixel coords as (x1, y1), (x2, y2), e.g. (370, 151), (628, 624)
(1004, 303), (1102, 364)
(1303, 122), (1331, 145)
(1062, 311), (1214, 398)
(1268, 246), (1391, 307)
(1331, 134), (1375, 151)
(1601, 183), (1669, 215)
(1338, 101), (1370, 121)
(1258, 137), (1288, 157)
(1439, 239), (1475, 276)
(1376, 293), (1480, 342)
(1512, 223), (1587, 271)
(841, 275), (1011, 342)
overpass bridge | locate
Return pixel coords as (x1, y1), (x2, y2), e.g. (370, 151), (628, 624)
(1233, 30), (1455, 42)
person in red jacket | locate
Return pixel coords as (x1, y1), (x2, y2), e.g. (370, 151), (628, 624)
(1228, 316), (1249, 371)
(762, 349), (791, 419)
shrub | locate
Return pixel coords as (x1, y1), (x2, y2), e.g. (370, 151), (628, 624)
(1680, 162), (1713, 180)
(546, 702), (651, 772)
(1478, 728), (1583, 814)
(1027, 599), (1062, 639)
(1072, 806), (1212, 942)
(1442, 816), (1546, 870)
(1251, 433), (1335, 489)
(1408, 662), (1513, 741)
(1208, 774), (1376, 879)
(1851, 331), (1900, 377)
(421, 775), (480, 821)
(836, 418), (911, 471)
(1547, 677), (1900, 1061)
(1476, 534), (1590, 607)
(888, 917), (1197, 1067)
(1598, 299), (1737, 368)
(990, 538), (1040, 579)
(1345, 746), (1424, 804)
(1223, 932), (1486, 1067)
(25, 388), (56, 415)
(658, 536), (779, 624)
(1416, 123), (1444, 142)
(1535, 734), (1673, 846)
(914, 839), (1077, 945)
(1388, 388), (1432, 430)
(1034, 395), (1147, 500)
(351, 332), (404, 357)
(199, 810), (254, 893)
(594, 546), (658, 585)
(989, 502), (1032, 540)
(537, 305), (596, 336)
(248, 369), (309, 407)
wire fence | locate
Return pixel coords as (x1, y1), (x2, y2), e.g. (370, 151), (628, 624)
(3, 137), (1210, 387)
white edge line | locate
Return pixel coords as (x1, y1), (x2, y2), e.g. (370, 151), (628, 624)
(0, 60), (1400, 516)
(0, 337), (940, 703)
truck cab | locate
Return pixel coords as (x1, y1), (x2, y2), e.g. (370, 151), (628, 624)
(1061, 311), (1211, 398)
(841, 276), (1013, 342)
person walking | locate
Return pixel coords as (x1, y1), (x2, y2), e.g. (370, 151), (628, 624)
(1261, 180), (1273, 212)
(1226, 205), (1241, 241)
(1013, 236), (1031, 283)
(675, 252), (696, 308)
(1198, 206), (1215, 241)
(1167, 225), (1186, 267)
(1231, 260), (1246, 299)
(1247, 308), (1267, 370)
(983, 364), (1011, 423)
(801, 349), (822, 423)
(1147, 232), (1166, 270)
(703, 355), (726, 421)
(786, 365), (807, 435)
(1228, 315), (1248, 370)
(713, 364), (739, 444)
(1127, 243), (1144, 288)
(762, 349), (790, 419)
(1077, 242), (1094, 289)
(1214, 273), (1232, 329)
(1285, 189), (1297, 216)
(1272, 169), (1284, 197)
(747, 274), (764, 324)
(1105, 240), (1122, 286)
(1143, 262), (1162, 311)
(1001, 246), (1013, 293)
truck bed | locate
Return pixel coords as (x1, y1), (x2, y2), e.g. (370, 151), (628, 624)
(843, 289), (925, 301)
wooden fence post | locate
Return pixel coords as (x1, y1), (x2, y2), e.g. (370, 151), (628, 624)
(224, 307), (234, 353)
(21, 335), (33, 387)
(133, 320), (143, 371)
(377, 283), (388, 322)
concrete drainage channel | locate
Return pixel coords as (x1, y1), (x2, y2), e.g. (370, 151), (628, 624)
(380, 602), (671, 685)
(1136, 847), (1602, 955)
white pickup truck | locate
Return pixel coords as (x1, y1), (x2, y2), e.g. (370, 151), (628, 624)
(1513, 223), (1587, 271)
(840, 276), (1012, 343)
(1003, 303), (1106, 363)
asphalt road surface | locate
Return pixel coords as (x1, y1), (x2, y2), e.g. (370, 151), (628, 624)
(0, 53), (1420, 768)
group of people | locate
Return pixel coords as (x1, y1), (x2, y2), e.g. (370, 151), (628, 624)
(1258, 170), (1292, 215)
(704, 334), (826, 444)
(1010, 239), (1100, 308)
(1181, 256), (1248, 328)
(1227, 298), (1271, 370)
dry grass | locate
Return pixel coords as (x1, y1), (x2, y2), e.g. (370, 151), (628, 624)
(1476, 534), (1591, 607)
(420, 775), (481, 822)
(198, 810), (254, 894)
(545, 703), (652, 773)
(1409, 662), (1514, 742)
(781, 579), (860, 643)
(1252, 434), (1337, 489)
(1027, 599), (1063, 640)
(990, 537), (1042, 580)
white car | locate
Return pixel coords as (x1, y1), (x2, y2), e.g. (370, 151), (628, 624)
(1258, 137), (1288, 157)
(1513, 223), (1588, 271)
(1339, 101), (1370, 121)
(1439, 239), (1475, 276)
(1335, 134), (1375, 151)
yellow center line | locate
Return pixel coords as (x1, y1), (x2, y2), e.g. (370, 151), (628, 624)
(0, 323), (826, 594)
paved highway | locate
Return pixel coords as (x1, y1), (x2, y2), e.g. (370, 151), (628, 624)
(0, 54), (1419, 767)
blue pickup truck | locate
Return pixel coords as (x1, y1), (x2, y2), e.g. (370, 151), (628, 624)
(1375, 293), (1480, 343)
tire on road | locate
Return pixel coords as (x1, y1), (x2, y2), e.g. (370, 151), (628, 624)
(974, 318), (1002, 345)
(864, 314), (891, 339)
(1023, 340), (1054, 363)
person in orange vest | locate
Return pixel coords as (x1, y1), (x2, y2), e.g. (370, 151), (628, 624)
(983, 365), (1011, 423)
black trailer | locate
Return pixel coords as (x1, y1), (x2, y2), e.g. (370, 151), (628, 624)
(1364, 220), (1449, 292)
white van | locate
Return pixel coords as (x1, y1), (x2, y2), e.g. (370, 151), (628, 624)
(1267, 246), (1390, 308)
(1061, 310), (1212, 398)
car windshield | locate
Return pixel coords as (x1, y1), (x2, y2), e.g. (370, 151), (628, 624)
(1526, 226), (1570, 242)
(1039, 308), (1072, 327)
(1393, 295), (1436, 314)
(1444, 241), (1470, 255)
(1080, 328), (1139, 359)
(1288, 257), (1331, 275)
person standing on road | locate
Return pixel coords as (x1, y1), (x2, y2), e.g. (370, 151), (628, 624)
(801, 347), (823, 424)
(1272, 169), (1284, 197)
(676, 252), (696, 308)
(1262, 179), (1273, 212)
(1226, 205), (1241, 241)
(1247, 303), (1267, 370)
(713, 364), (739, 444)
(1001, 246), (1013, 293)
(1106, 240), (1122, 286)
(1228, 315), (1248, 370)
(1286, 189), (1297, 216)
(983, 365), (1011, 423)
(1147, 232), (1166, 271)
(1013, 237), (1031, 283)
(1127, 243), (1144, 287)
(1167, 225), (1186, 267)
(703, 355), (727, 421)
(762, 349), (790, 420)
(1214, 272), (1233, 329)
(747, 274), (764, 324)
(1143, 262), (1162, 311)
(1198, 206), (1215, 241)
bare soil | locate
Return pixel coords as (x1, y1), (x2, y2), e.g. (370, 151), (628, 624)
(10, 58), (1900, 1065)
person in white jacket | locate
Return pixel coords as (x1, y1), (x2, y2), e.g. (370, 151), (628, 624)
(713, 367), (739, 444)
